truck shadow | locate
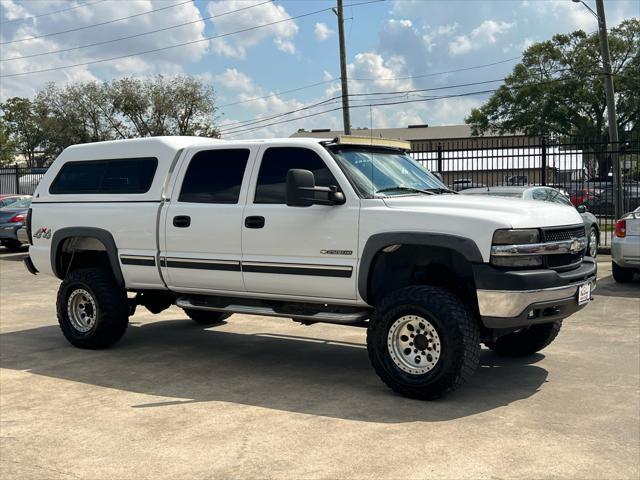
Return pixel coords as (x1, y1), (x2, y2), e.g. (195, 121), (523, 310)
(0, 320), (548, 423)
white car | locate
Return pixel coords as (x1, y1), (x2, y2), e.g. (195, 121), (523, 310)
(611, 207), (640, 282)
(24, 136), (596, 399)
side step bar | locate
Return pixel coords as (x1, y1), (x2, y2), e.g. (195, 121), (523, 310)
(176, 297), (370, 325)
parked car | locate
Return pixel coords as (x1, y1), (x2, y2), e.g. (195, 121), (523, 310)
(460, 186), (600, 257)
(569, 187), (601, 207)
(0, 196), (32, 251)
(611, 207), (640, 283)
(24, 136), (596, 400)
(450, 178), (486, 191)
(581, 185), (640, 217)
(0, 194), (30, 208)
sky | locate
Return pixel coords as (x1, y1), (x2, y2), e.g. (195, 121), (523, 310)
(0, 0), (638, 139)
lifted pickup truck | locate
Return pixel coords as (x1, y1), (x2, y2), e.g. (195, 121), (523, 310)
(25, 136), (596, 399)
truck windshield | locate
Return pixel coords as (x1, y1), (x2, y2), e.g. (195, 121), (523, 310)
(330, 148), (449, 198)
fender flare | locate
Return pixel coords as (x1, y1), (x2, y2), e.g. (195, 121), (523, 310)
(50, 227), (124, 286)
(358, 232), (483, 303)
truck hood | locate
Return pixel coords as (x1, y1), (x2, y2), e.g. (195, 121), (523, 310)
(382, 194), (583, 229)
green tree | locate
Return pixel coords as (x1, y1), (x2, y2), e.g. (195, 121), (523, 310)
(0, 97), (46, 167)
(466, 18), (639, 176)
(0, 120), (17, 165)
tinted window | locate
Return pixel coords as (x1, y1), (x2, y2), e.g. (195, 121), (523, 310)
(531, 188), (550, 201)
(179, 149), (249, 204)
(550, 190), (573, 206)
(50, 158), (157, 194)
(254, 147), (338, 204)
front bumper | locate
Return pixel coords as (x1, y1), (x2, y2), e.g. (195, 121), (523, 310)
(474, 258), (597, 328)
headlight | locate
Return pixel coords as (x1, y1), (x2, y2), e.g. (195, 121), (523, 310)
(491, 229), (542, 267)
(492, 229), (540, 245)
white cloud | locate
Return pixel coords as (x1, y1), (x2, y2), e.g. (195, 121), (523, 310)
(212, 68), (255, 92)
(0, 0), (29, 21)
(208, 0), (298, 59)
(0, 0), (208, 99)
(449, 20), (514, 55)
(314, 22), (334, 41)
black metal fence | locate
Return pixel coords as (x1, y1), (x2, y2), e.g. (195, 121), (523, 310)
(2, 135), (638, 246)
(0, 166), (47, 196)
(412, 134), (640, 246)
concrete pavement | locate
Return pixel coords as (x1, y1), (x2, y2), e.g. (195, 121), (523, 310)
(1, 249), (638, 479)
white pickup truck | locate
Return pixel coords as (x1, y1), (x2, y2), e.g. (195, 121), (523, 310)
(24, 135), (596, 399)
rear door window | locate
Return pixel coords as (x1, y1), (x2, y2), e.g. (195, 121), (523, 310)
(178, 149), (250, 204)
(50, 158), (157, 194)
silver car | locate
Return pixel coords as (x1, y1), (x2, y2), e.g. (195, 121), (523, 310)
(460, 186), (600, 257)
(611, 207), (640, 283)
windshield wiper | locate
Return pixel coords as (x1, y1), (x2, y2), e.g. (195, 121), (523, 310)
(423, 187), (457, 194)
(375, 185), (436, 195)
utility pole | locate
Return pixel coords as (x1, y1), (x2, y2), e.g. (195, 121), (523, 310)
(573, 0), (622, 218)
(335, 0), (351, 135)
(595, 0), (623, 219)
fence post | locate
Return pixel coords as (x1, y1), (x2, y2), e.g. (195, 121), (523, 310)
(14, 164), (20, 194)
(541, 137), (547, 186)
(437, 143), (443, 174)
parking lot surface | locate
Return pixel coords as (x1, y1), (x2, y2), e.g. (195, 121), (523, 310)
(1, 249), (639, 480)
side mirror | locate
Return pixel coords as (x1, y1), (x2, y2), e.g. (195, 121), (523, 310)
(286, 169), (345, 207)
(432, 172), (443, 182)
(577, 204), (587, 213)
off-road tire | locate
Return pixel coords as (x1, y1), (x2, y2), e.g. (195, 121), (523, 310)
(57, 268), (129, 349)
(1, 239), (24, 252)
(367, 285), (480, 400)
(184, 308), (230, 325)
(487, 321), (562, 357)
(612, 261), (634, 283)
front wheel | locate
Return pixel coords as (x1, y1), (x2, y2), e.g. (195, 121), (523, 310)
(487, 321), (562, 357)
(57, 268), (129, 349)
(367, 286), (480, 400)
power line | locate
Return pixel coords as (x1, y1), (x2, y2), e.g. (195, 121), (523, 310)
(350, 56), (521, 81)
(217, 79), (338, 108)
(216, 57), (523, 109)
(219, 75), (606, 137)
(1, 1), (382, 78)
(0, 0), (273, 62)
(0, 0), (193, 45)
(0, 0), (106, 25)
(218, 77), (515, 133)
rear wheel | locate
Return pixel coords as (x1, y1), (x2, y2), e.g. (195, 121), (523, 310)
(1, 239), (24, 251)
(612, 261), (634, 283)
(184, 308), (230, 325)
(367, 286), (480, 400)
(487, 321), (562, 357)
(57, 268), (129, 349)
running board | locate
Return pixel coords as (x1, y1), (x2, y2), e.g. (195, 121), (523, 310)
(176, 297), (370, 325)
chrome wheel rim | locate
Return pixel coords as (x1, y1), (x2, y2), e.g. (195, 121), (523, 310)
(67, 288), (97, 333)
(387, 315), (441, 375)
(589, 229), (598, 257)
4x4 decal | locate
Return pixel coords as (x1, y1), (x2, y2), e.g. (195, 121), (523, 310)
(33, 227), (52, 240)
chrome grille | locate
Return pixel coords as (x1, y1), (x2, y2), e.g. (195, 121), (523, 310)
(543, 225), (586, 270)
(543, 226), (586, 242)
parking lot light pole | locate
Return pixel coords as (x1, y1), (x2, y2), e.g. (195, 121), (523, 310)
(571, 0), (623, 219)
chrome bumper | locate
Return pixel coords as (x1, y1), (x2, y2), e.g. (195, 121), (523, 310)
(477, 276), (596, 328)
